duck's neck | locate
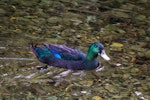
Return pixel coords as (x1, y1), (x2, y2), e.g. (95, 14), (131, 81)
(86, 50), (98, 60)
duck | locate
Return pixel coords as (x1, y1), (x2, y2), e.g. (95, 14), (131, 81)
(30, 42), (110, 70)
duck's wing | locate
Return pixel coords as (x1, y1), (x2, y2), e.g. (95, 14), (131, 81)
(44, 44), (86, 60)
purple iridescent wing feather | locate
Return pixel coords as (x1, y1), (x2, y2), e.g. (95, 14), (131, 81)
(44, 44), (86, 61)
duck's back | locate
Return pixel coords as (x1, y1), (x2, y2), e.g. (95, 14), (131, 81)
(44, 44), (86, 60)
(30, 44), (86, 62)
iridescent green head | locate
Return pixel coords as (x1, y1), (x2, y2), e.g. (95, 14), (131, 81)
(87, 42), (110, 61)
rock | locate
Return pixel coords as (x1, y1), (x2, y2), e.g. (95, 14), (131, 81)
(105, 84), (118, 93)
(62, 18), (72, 26)
(111, 73), (120, 78)
(33, 8), (47, 17)
(130, 68), (140, 73)
(135, 15), (146, 21)
(0, 8), (7, 16)
(137, 0), (148, 3)
(92, 96), (102, 100)
(110, 42), (124, 51)
(47, 96), (58, 100)
(79, 80), (94, 87)
(122, 74), (131, 79)
(13, 0), (39, 7)
(103, 24), (117, 33)
(121, 3), (136, 10)
(138, 29), (146, 35)
(144, 50), (150, 59)
(112, 95), (129, 99)
(16, 17), (34, 25)
(116, 28), (126, 34)
(111, 10), (129, 18)
(47, 17), (62, 24)
(13, 9), (28, 16)
(71, 19), (82, 25)
(147, 27), (150, 33)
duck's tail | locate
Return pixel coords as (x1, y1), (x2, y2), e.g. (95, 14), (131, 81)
(30, 44), (51, 62)
(30, 44), (39, 57)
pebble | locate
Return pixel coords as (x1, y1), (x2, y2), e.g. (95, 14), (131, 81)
(105, 84), (118, 93)
(130, 68), (140, 73)
(110, 42), (124, 51)
(92, 96), (102, 100)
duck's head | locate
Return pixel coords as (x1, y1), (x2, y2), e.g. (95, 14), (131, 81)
(87, 42), (110, 61)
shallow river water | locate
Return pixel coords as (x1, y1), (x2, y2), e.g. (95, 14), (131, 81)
(0, 0), (150, 99)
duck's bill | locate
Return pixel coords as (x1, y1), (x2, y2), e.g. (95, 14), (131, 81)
(99, 50), (110, 61)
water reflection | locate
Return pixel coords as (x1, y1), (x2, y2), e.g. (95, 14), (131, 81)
(0, 57), (35, 61)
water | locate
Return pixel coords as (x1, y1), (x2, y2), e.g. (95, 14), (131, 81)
(0, 0), (150, 99)
(0, 57), (35, 61)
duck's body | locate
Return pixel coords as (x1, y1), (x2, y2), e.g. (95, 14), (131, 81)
(30, 42), (110, 70)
